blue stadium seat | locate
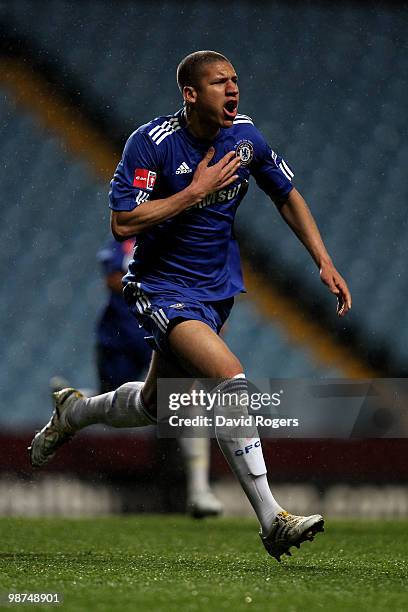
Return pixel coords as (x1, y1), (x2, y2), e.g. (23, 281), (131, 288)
(0, 90), (106, 424)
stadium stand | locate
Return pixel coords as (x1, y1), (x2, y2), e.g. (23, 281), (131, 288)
(0, 87), (339, 427)
(1, 0), (407, 426)
(0, 88), (109, 425)
(226, 299), (342, 378)
(2, 1), (407, 375)
(0, 1), (407, 519)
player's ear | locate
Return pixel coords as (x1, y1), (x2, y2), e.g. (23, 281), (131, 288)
(183, 85), (197, 105)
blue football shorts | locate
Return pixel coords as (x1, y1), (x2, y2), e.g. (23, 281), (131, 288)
(123, 282), (234, 354)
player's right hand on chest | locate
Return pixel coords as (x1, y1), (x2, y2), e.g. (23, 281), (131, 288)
(190, 148), (241, 198)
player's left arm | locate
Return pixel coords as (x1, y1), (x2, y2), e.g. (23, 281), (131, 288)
(249, 123), (351, 317)
(278, 188), (352, 317)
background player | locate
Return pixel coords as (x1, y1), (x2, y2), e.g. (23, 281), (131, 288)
(30, 50), (351, 562)
(96, 238), (151, 391)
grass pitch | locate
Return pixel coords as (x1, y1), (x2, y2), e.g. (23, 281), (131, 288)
(0, 516), (407, 611)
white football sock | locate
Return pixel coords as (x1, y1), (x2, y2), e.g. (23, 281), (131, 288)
(179, 436), (211, 497)
(214, 375), (282, 534)
(65, 382), (154, 430)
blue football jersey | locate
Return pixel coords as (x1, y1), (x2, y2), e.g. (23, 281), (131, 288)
(109, 109), (294, 301)
(96, 238), (150, 358)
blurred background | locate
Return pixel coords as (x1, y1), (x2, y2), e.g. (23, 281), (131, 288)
(0, 0), (407, 518)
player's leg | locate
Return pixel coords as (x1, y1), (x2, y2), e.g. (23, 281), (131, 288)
(167, 319), (323, 559)
(179, 436), (223, 517)
(29, 341), (202, 468)
(168, 319), (242, 378)
(167, 320), (281, 525)
(132, 351), (222, 516)
(28, 350), (166, 468)
(64, 344), (156, 429)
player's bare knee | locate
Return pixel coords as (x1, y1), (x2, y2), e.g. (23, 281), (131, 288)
(223, 356), (244, 378)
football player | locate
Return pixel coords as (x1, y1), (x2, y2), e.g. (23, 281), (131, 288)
(30, 51), (351, 561)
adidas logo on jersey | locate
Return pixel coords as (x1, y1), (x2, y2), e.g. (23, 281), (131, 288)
(176, 162), (192, 174)
(169, 303), (185, 310)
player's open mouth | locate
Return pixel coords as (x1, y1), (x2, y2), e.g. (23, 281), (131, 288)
(223, 100), (238, 120)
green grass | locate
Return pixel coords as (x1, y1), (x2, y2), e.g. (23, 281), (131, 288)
(0, 517), (407, 611)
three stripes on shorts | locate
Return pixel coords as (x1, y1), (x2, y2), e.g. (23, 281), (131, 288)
(133, 283), (169, 333)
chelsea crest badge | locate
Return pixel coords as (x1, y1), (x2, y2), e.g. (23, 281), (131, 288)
(236, 140), (254, 166)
